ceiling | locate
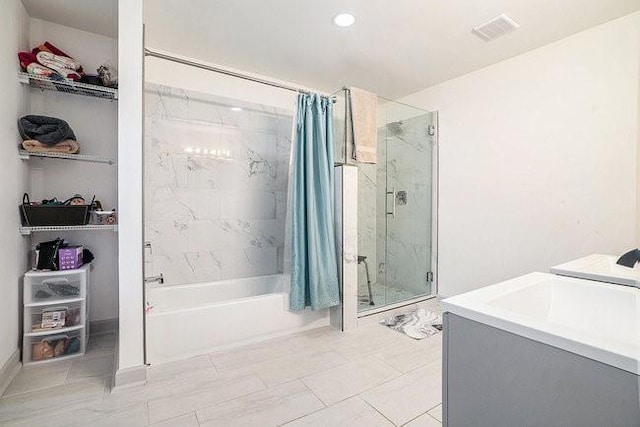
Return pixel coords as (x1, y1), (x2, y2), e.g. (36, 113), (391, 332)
(20, 0), (640, 98)
(22, 0), (117, 38)
(143, 0), (640, 98)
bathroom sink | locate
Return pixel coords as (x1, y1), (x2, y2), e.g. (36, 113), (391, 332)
(442, 272), (639, 374)
(551, 254), (640, 288)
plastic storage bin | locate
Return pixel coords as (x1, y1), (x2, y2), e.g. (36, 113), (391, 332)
(22, 265), (90, 365)
(24, 268), (87, 305)
(24, 329), (85, 364)
(24, 301), (85, 334)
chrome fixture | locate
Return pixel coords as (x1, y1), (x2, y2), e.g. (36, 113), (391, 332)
(357, 255), (374, 305)
(144, 273), (164, 285)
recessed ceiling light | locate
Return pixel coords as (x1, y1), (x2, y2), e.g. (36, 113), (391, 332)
(334, 13), (355, 27)
(230, 107), (242, 112)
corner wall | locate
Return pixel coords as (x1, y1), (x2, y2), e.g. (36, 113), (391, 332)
(117, 0), (145, 378)
(401, 12), (640, 297)
(0, 0), (30, 383)
(637, 34), (640, 247)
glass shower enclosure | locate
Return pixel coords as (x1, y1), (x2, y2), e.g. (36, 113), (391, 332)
(336, 92), (437, 314)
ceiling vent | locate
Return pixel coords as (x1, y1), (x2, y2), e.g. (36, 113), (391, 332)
(472, 14), (520, 42)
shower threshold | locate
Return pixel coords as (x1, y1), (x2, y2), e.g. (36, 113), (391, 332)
(357, 293), (437, 318)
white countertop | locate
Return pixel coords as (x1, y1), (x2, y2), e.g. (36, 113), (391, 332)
(551, 254), (640, 288)
(442, 272), (640, 374)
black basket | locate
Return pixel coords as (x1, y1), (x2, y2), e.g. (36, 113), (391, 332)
(20, 194), (91, 227)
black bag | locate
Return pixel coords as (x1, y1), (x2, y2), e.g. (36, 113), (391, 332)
(36, 238), (64, 270)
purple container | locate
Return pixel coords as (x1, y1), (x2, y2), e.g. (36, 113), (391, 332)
(58, 246), (83, 270)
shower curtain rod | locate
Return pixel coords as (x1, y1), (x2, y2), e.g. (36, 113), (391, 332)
(144, 48), (336, 100)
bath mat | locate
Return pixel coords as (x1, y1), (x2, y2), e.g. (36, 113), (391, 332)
(381, 308), (442, 340)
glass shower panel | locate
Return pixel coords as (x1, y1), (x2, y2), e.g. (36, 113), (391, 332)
(384, 105), (434, 305)
(357, 97), (435, 313)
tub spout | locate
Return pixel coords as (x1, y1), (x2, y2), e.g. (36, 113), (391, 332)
(145, 274), (164, 285)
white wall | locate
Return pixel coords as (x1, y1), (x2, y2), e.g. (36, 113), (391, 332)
(117, 0), (145, 374)
(0, 0), (30, 372)
(28, 19), (119, 322)
(145, 51), (298, 110)
(401, 12), (640, 297)
(637, 44), (640, 245)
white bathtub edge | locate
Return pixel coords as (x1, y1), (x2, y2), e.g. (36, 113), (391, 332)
(148, 320), (329, 366)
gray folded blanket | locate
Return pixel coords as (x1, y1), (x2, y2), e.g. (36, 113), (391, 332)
(18, 115), (76, 146)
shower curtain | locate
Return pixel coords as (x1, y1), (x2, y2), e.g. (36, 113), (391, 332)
(288, 93), (340, 310)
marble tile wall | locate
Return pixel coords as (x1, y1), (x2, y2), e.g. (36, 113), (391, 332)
(144, 84), (293, 285)
(357, 161), (378, 297)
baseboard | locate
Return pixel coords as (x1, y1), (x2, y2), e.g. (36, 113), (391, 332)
(90, 318), (119, 336)
(0, 349), (21, 396)
(112, 364), (147, 392)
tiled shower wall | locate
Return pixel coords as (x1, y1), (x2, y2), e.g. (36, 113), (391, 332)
(144, 84), (293, 286)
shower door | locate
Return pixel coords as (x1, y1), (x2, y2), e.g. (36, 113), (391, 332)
(383, 108), (435, 305)
(357, 101), (436, 313)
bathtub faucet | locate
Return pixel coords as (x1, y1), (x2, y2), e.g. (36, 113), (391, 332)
(145, 273), (164, 285)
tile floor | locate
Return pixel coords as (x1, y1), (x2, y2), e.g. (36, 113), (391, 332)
(0, 321), (443, 426)
(357, 282), (417, 311)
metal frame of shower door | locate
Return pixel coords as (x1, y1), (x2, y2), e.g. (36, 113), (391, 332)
(141, 24), (149, 366)
(357, 110), (439, 319)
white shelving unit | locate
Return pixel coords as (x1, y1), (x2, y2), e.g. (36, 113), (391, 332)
(20, 224), (118, 236)
(18, 150), (116, 165)
(18, 74), (118, 235)
(22, 265), (91, 365)
(18, 72), (118, 100)
(15, 10), (120, 371)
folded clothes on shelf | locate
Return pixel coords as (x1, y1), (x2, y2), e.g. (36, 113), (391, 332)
(18, 41), (84, 81)
(21, 139), (80, 154)
(32, 42), (83, 70)
(18, 51), (61, 79)
(35, 51), (81, 81)
(18, 115), (76, 146)
(18, 41), (118, 89)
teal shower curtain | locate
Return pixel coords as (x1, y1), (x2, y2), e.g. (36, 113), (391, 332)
(289, 93), (340, 310)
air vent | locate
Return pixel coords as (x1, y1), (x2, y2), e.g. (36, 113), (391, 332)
(472, 14), (520, 42)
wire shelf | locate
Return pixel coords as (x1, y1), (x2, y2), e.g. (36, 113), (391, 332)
(18, 150), (116, 165)
(18, 72), (118, 100)
(20, 224), (118, 236)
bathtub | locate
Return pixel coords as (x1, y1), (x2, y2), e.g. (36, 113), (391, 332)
(145, 274), (329, 365)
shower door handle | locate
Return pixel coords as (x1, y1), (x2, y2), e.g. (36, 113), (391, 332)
(386, 187), (396, 218)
